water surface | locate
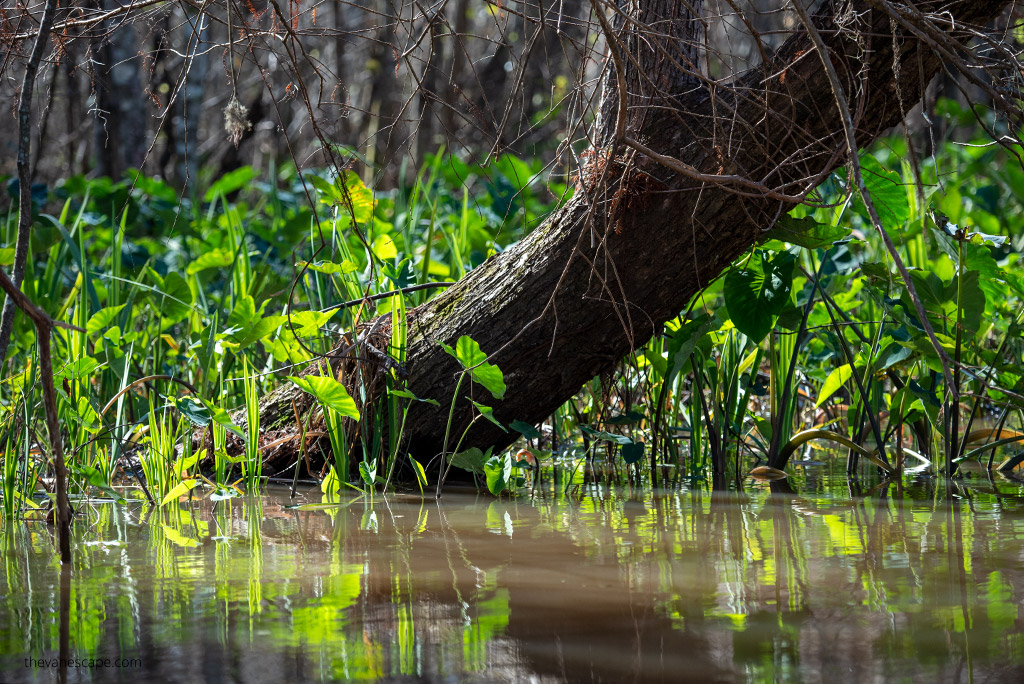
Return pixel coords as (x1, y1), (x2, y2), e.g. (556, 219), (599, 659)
(3, 476), (1024, 682)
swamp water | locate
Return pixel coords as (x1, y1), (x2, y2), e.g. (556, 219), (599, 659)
(2, 475), (1024, 683)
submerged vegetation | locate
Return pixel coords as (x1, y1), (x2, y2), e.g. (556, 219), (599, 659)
(1, 100), (1024, 520)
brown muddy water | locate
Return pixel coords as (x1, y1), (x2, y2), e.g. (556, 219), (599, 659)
(2, 475), (1024, 683)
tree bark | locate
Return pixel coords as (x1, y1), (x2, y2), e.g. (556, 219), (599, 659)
(257, 0), (1010, 474)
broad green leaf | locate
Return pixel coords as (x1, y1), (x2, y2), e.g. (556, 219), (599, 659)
(287, 309), (339, 337)
(321, 466), (342, 495)
(161, 525), (201, 547)
(208, 403), (245, 439)
(289, 375), (360, 420)
(159, 271), (194, 327)
(234, 315), (287, 349)
(484, 453), (512, 496)
(510, 420), (542, 439)
(449, 447), (491, 475)
(857, 154), (911, 229)
(816, 364), (853, 407)
(186, 248), (234, 275)
(621, 441), (646, 464)
(765, 216), (851, 249)
(440, 336), (506, 399)
(86, 304), (126, 337)
(173, 453), (200, 479)
(580, 424), (633, 445)
(203, 166), (256, 202)
(161, 479), (198, 506)
(71, 464), (127, 504)
(723, 251), (796, 342)
(372, 234), (397, 260)
(226, 295), (259, 331)
(359, 461), (377, 487)
(470, 399), (507, 431)
(176, 396), (211, 427)
(311, 171), (375, 223)
(55, 356), (100, 381)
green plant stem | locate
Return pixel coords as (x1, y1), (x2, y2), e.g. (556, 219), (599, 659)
(435, 372), (466, 498)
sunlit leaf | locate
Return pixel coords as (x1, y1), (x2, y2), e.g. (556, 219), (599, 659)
(186, 247), (234, 275)
(440, 336), (506, 399)
(86, 304), (126, 337)
(816, 364), (853, 407)
(484, 453), (512, 496)
(176, 396), (211, 427)
(289, 374), (360, 420)
(161, 479), (198, 506)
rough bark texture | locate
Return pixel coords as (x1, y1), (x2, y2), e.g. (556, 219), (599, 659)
(256, 0), (1011, 474)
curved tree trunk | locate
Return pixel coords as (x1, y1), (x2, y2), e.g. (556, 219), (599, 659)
(256, 0), (1010, 476)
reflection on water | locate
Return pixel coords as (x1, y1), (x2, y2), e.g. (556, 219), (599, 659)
(3, 476), (1024, 682)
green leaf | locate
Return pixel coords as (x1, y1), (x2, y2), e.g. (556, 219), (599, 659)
(580, 424), (633, 445)
(225, 295), (259, 332)
(86, 305), (126, 337)
(55, 356), (100, 381)
(321, 466), (342, 495)
(288, 375), (360, 420)
(410, 457), (429, 491)
(510, 420), (542, 439)
(287, 309), (339, 337)
(298, 259), (358, 275)
(390, 388), (441, 406)
(484, 453), (512, 496)
(176, 396), (211, 427)
(372, 234), (397, 260)
(816, 364), (853, 408)
(857, 154), (911, 229)
(186, 248), (235, 275)
(208, 403), (245, 439)
(359, 461), (377, 488)
(159, 271), (194, 327)
(470, 399), (507, 431)
(234, 315), (287, 349)
(161, 479), (198, 506)
(620, 441), (646, 464)
(173, 453), (199, 479)
(71, 464), (127, 504)
(605, 409), (644, 425)
(765, 216), (851, 249)
(203, 166), (256, 202)
(440, 336), (506, 399)
(723, 251), (796, 342)
(448, 447), (491, 475)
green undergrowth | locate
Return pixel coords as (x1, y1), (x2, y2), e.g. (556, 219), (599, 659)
(2, 100), (1024, 520)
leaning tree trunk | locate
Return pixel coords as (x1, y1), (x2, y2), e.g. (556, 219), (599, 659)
(255, 0), (1010, 474)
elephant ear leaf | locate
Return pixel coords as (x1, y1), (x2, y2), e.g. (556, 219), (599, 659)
(724, 251), (796, 342)
(440, 336), (506, 399)
(288, 375), (360, 420)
